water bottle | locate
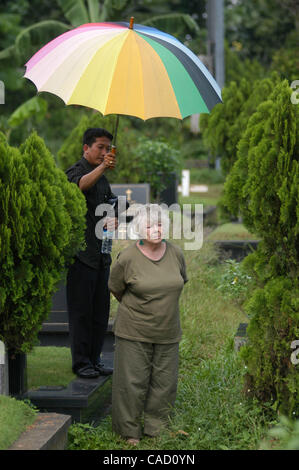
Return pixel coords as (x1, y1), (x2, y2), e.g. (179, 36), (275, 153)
(101, 227), (113, 254)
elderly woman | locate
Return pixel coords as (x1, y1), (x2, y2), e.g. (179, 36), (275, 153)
(108, 204), (188, 445)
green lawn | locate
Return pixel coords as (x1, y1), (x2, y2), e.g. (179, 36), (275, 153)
(0, 395), (37, 450)
(206, 222), (260, 241)
(179, 183), (224, 208)
(27, 346), (75, 390)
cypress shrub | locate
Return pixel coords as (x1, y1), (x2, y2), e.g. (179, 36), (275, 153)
(222, 80), (299, 415)
(200, 72), (280, 176)
(0, 131), (86, 353)
(200, 77), (252, 175)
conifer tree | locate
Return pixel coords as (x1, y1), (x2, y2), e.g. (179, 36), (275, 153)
(223, 79), (298, 272)
(200, 78), (252, 175)
(222, 79), (299, 414)
(0, 132), (86, 353)
(200, 73), (281, 176)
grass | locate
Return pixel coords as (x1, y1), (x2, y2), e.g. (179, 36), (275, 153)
(179, 184), (224, 208)
(206, 222), (260, 241)
(27, 346), (75, 389)
(189, 168), (226, 185)
(0, 395), (37, 450)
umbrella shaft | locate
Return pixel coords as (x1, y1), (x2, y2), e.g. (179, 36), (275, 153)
(113, 114), (119, 148)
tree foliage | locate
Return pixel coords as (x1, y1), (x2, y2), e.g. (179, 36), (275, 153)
(225, 0), (298, 66)
(200, 72), (281, 175)
(222, 79), (299, 414)
(0, 131), (86, 353)
(133, 137), (181, 200)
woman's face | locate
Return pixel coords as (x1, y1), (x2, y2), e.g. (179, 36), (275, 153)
(145, 220), (163, 244)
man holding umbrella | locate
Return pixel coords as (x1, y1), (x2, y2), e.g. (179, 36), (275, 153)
(65, 127), (118, 378)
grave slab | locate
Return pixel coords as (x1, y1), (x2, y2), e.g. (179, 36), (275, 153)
(8, 413), (71, 450)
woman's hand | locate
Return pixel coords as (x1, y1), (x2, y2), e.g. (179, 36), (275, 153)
(103, 217), (119, 232)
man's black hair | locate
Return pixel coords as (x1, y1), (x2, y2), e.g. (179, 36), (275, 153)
(83, 128), (113, 147)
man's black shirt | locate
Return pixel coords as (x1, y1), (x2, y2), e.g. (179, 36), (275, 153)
(66, 156), (116, 270)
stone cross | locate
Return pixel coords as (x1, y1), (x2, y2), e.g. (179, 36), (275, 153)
(0, 341), (9, 395)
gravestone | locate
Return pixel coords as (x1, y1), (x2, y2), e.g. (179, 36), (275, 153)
(8, 351), (27, 396)
(159, 172), (178, 205)
(181, 170), (190, 197)
(111, 184), (150, 239)
(234, 323), (248, 351)
(111, 183), (150, 205)
(213, 240), (260, 261)
(0, 80), (4, 105)
(0, 341), (9, 395)
(39, 280), (70, 347)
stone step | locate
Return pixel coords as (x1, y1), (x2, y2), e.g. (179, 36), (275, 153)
(38, 319), (114, 347)
(23, 374), (112, 425)
(22, 333), (114, 424)
(9, 413), (71, 450)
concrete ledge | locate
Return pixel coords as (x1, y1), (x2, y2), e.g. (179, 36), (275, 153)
(211, 240), (259, 261)
(9, 412), (71, 450)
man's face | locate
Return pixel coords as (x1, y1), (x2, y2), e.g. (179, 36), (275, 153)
(83, 136), (112, 166)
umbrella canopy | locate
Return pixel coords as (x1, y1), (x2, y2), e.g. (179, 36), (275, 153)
(24, 18), (222, 122)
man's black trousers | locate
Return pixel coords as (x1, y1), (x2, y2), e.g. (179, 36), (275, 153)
(66, 257), (110, 373)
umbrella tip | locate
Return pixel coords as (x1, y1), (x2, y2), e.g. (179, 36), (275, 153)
(129, 17), (134, 29)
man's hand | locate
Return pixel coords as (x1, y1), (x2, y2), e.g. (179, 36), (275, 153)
(103, 152), (116, 170)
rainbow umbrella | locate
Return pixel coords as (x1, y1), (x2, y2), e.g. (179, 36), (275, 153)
(24, 17), (222, 143)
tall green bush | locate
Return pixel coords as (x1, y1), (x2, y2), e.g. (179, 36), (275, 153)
(222, 80), (299, 415)
(0, 131), (86, 353)
(200, 77), (252, 174)
(200, 72), (280, 176)
(133, 137), (181, 201)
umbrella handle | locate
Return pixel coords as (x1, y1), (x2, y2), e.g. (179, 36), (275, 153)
(129, 17), (134, 29)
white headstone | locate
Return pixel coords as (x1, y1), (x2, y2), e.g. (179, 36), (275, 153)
(0, 341), (9, 395)
(181, 170), (190, 197)
(0, 80), (4, 105)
